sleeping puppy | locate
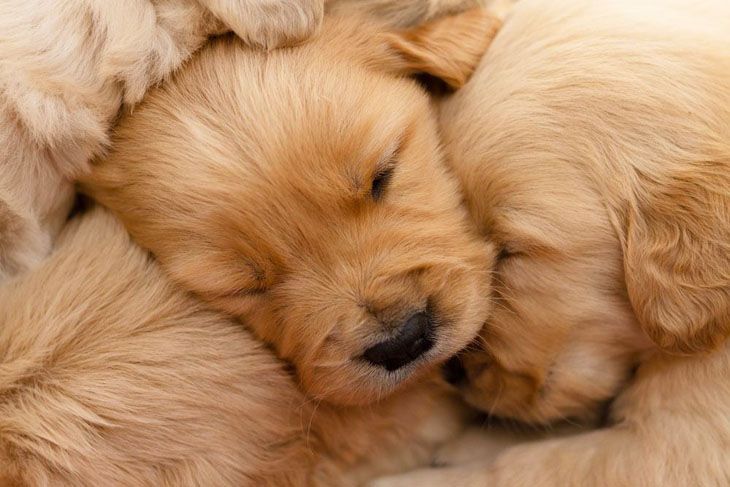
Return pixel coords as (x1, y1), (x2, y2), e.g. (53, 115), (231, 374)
(373, 0), (730, 485)
(0, 0), (324, 281)
(0, 206), (311, 485)
(0, 206), (475, 486)
(82, 9), (502, 406)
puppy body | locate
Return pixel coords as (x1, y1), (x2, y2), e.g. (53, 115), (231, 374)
(0, 0), (323, 281)
(374, 0), (730, 485)
(0, 208), (309, 485)
(0, 207), (472, 486)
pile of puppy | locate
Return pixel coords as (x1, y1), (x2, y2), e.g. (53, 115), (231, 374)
(1, 0), (728, 485)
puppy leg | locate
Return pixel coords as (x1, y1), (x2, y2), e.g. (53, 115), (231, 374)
(198, 0), (324, 49)
(372, 416), (730, 486)
(430, 425), (542, 466)
(370, 430), (630, 487)
(370, 423), (582, 487)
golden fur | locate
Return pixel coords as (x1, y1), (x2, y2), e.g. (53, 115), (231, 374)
(0, 206), (477, 486)
(82, 9), (502, 406)
(0, 0), (324, 282)
(373, 0), (730, 485)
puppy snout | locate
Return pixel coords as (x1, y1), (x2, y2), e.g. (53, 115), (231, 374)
(363, 311), (434, 371)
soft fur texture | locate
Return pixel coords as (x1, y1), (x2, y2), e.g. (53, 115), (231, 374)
(0, 206), (476, 486)
(0, 0), (324, 282)
(373, 0), (730, 485)
(327, 0), (478, 28)
(82, 9), (502, 406)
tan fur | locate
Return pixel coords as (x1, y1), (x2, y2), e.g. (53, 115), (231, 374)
(0, 207), (310, 485)
(0, 206), (477, 485)
(0, 0), (324, 282)
(82, 9), (502, 406)
(327, 0), (480, 28)
(373, 0), (730, 485)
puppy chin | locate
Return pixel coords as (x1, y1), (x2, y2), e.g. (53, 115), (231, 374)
(298, 361), (415, 406)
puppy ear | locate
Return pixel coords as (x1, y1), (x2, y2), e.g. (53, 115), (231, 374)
(623, 161), (730, 354)
(379, 8), (502, 90)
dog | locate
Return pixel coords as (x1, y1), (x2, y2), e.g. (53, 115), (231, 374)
(0, 0), (324, 281)
(0, 205), (479, 486)
(372, 0), (730, 485)
(81, 8), (502, 407)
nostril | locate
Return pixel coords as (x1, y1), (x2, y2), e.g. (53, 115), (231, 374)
(363, 311), (434, 371)
(442, 355), (467, 386)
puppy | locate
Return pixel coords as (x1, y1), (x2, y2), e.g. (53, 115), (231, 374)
(373, 0), (730, 485)
(82, 9), (502, 406)
(0, 0), (324, 281)
(0, 206), (309, 485)
(0, 206), (477, 486)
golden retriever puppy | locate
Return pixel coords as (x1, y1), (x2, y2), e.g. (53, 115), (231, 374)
(0, 207), (309, 485)
(0, 0), (324, 282)
(373, 0), (730, 485)
(0, 206), (478, 486)
(82, 9), (502, 406)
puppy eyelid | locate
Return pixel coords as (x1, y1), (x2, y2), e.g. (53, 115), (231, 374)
(497, 244), (522, 261)
(371, 166), (394, 201)
(370, 140), (402, 201)
(496, 248), (509, 261)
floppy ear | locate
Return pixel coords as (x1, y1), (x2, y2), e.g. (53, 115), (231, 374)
(378, 8), (502, 90)
(623, 160), (730, 354)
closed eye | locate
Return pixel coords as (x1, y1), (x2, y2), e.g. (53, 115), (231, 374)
(497, 247), (513, 261)
(371, 166), (394, 201)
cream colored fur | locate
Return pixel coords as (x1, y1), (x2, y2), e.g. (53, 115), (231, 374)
(373, 0), (730, 485)
(0, 206), (476, 486)
(0, 0), (324, 282)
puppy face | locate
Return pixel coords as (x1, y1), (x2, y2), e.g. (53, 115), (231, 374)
(441, 0), (730, 424)
(84, 11), (501, 405)
(452, 165), (648, 423)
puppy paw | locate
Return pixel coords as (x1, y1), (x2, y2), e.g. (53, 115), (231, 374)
(203, 0), (324, 50)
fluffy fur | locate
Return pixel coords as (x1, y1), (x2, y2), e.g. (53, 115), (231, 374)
(373, 0), (730, 485)
(0, 206), (476, 486)
(327, 0), (478, 28)
(0, 0), (324, 281)
(81, 9), (502, 406)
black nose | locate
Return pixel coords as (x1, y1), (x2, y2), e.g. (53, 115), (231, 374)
(442, 355), (467, 386)
(363, 311), (434, 371)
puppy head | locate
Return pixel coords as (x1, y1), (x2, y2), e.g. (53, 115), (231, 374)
(440, 0), (730, 424)
(83, 9), (501, 405)
(448, 156), (650, 424)
(455, 149), (730, 424)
